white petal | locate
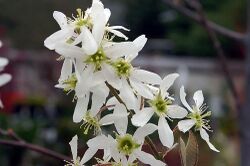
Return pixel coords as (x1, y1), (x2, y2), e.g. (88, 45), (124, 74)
(91, 0), (106, 46)
(108, 26), (129, 31)
(135, 150), (166, 166)
(200, 128), (220, 152)
(180, 86), (193, 112)
(53, 11), (67, 29)
(119, 79), (137, 110)
(130, 79), (154, 99)
(133, 123), (157, 143)
(158, 117), (174, 148)
(113, 104), (128, 135)
(167, 105), (188, 119)
(44, 29), (72, 50)
(131, 69), (161, 85)
(104, 41), (139, 60)
(104, 8), (111, 23)
(81, 27), (98, 55)
(69, 135), (78, 161)
(126, 35), (147, 61)
(102, 64), (122, 90)
(89, 91), (107, 117)
(178, 119), (196, 133)
(106, 96), (118, 107)
(80, 147), (98, 164)
(131, 107), (154, 127)
(59, 59), (72, 81)
(73, 95), (89, 123)
(160, 73), (179, 97)
(55, 43), (84, 58)
(193, 90), (204, 109)
(87, 135), (110, 149)
(0, 74), (11, 87)
(0, 57), (8, 68)
(107, 28), (128, 40)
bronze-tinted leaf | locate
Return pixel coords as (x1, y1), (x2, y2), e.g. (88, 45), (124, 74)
(186, 131), (199, 166)
(179, 137), (187, 166)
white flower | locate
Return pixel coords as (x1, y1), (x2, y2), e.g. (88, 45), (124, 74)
(177, 86), (220, 152)
(65, 135), (95, 166)
(0, 40), (3, 48)
(132, 73), (187, 148)
(84, 124), (165, 166)
(0, 57), (12, 108)
(104, 35), (162, 109)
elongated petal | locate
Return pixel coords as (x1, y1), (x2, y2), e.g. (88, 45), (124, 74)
(126, 35), (147, 61)
(108, 26), (129, 31)
(73, 95), (89, 123)
(55, 43), (84, 58)
(0, 74), (11, 87)
(200, 128), (220, 152)
(89, 91), (107, 117)
(104, 8), (111, 23)
(69, 135), (78, 161)
(44, 29), (72, 50)
(80, 147), (98, 164)
(119, 80), (137, 110)
(87, 135), (110, 149)
(114, 104), (128, 135)
(53, 11), (67, 29)
(102, 64), (122, 89)
(59, 59), (72, 81)
(91, 0), (106, 46)
(180, 86), (193, 112)
(158, 117), (174, 148)
(81, 27), (98, 55)
(135, 150), (166, 166)
(130, 79), (154, 100)
(107, 29), (128, 40)
(178, 119), (196, 133)
(0, 57), (8, 68)
(193, 90), (204, 109)
(133, 123), (157, 143)
(104, 41), (138, 60)
(131, 107), (154, 127)
(160, 73), (179, 97)
(167, 105), (188, 119)
(131, 69), (161, 85)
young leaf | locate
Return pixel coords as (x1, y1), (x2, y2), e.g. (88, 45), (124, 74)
(186, 131), (199, 166)
(179, 137), (187, 166)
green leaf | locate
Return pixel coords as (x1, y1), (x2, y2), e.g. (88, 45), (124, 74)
(186, 131), (199, 166)
(179, 137), (187, 166)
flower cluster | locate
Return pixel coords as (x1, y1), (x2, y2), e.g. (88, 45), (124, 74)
(44, 0), (219, 165)
(0, 41), (12, 108)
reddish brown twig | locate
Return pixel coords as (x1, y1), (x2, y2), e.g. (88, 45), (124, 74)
(0, 128), (71, 162)
(162, 0), (245, 42)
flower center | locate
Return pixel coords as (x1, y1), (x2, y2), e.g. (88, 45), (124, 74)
(112, 59), (132, 78)
(149, 95), (172, 116)
(85, 49), (108, 71)
(62, 74), (77, 92)
(116, 134), (140, 155)
(188, 107), (211, 130)
(72, 9), (92, 34)
(81, 112), (101, 135)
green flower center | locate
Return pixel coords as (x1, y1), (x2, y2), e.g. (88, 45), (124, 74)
(85, 49), (108, 71)
(112, 59), (132, 78)
(81, 112), (100, 135)
(187, 107), (211, 130)
(116, 134), (140, 155)
(73, 9), (92, 34)
(62, 74), (77, 92)
(149, 94), (172, 116)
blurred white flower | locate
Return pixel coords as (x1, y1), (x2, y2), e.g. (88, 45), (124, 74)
(84, 124), (165, 166)
(0, 40), (2, 48)
(0, 57), (12, 108)
(132, 73), (187, 148)
(178, 86), (219, 152)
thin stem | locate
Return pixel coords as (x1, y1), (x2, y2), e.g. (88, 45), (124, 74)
(0, 128), (71, 161)
(0, 139), (71, 161)
(162, 0), (245, 42)
(145, 136), (163, 160)
(186, 0), (241, 112)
